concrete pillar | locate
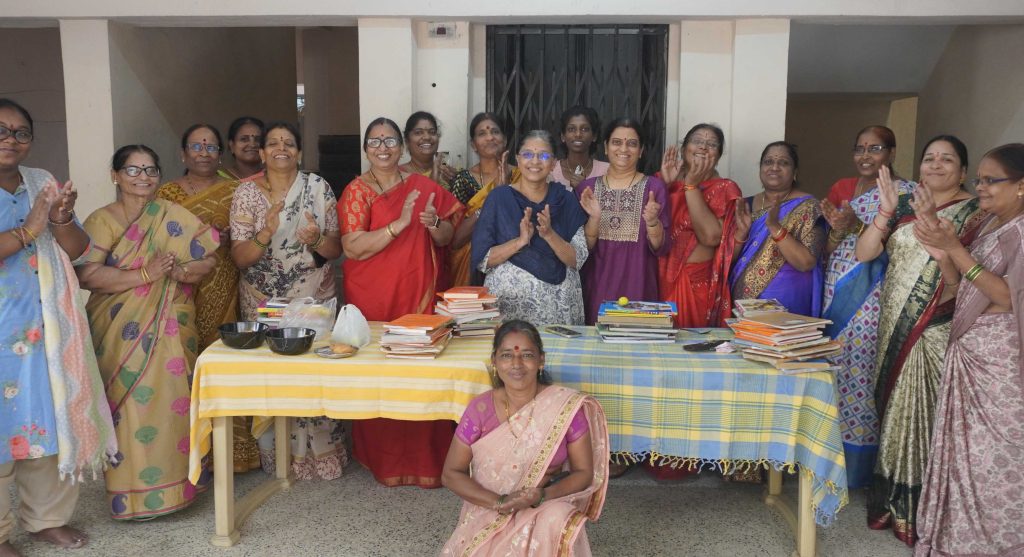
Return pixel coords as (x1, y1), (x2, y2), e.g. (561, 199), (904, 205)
(358, 18), (414, 171)
(412, 21), (471, 171)
(59, 19), (116, 217)
(731, 19), (790, 194)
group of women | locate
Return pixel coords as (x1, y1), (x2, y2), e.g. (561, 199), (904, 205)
(3, 90), (1023, 556)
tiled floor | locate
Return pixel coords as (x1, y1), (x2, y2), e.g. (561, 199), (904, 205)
(7, 464), (914, 556)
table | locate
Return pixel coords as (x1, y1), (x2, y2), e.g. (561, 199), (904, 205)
(542, 328), (848, 557)
(186, 325), (493, 547)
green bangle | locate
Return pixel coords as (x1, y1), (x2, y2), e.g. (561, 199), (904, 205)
(531, 487), (546, 508)
(252, 236), (269, 249)
(496, 493), (507, 509)
(964, 264), (984, 282)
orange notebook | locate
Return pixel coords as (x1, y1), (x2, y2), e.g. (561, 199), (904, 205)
(383, 313), (454, 331)
(441, 286), (490, 300)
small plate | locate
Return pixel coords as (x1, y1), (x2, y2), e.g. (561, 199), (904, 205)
(314, 346), (356, 359)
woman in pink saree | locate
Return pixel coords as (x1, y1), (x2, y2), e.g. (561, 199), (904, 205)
(913, 144), (1024, 557)
(441, 320), (609, 556)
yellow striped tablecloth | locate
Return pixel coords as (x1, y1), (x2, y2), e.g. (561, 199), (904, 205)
(187, 324), (493, 483)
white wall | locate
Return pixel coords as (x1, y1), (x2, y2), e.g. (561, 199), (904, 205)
(358, 18), (414, 171)
(412, 21), (471, 170)
(0, 28), (68, 181)
(917, 24), (1024, 174)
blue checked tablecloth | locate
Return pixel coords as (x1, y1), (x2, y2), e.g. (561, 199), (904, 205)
(542, 328), (848, 525)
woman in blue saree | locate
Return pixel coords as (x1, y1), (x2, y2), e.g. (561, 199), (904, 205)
(731, 141), (826, 318)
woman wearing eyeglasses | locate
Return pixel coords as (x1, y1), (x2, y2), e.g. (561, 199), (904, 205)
(914, 143), (1024, 557)
(158, 124), (255, 472)
(576, 118), (669, 324)
(230, 121), (346, 481)
(732, 142), (825, 317)
(855, 135), (984, 547)
(550, 105), (609, 191)
(218, 116), (264, 181)
(1, 98), (115, 553)
(472, 130), (589, 325)
(818, 126), (915, 490)
(78, 144), (219, 519)
(449, 112), (519, 286)
(657, 123), (742, 329)
(339, 117), (464, 489)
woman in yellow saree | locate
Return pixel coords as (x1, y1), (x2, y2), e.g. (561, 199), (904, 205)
(441, 320), (609, 556)
(77, 145), (219, 520)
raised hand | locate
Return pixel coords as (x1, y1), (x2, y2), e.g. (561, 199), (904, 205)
(263, 199), (285, 236)
(49, 180), (77, 223)
(877, 165), (899, 214)
(913, 215), (960, 258)
(766, 197), (782, 232)
(296, 211), (321, 246)
(909, 184), (939, 225)
(642, 190), (661, 227)
(143, 251), (176, 282)
(498, 150), (510, 185)
(437, 153), (456, 183)
(821, 199), (859, 234)
(518, 207), (536, 248)
(734, 199), (752, 241)
(398, 189), (421, 228)
(536, 204), (555, 241)
(418, 192), (439, 228)
(660, 145), (682, 184)
(683, 150), (716, 186)
(26, 182), (58, 235)
(579, 187), (601, 218)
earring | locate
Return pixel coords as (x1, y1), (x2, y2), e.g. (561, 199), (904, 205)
(113, 180), (118, 186)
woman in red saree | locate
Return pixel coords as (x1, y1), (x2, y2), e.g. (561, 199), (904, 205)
(658, 123), (742, 328)
(441, 320), (609, 556)
(339, 117), (464, 487)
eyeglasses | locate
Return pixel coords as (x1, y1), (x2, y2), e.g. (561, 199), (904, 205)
(411, 127), (438, 136)
(187, 143), (221, 154)
(688, 138), (720, 150)
(0, 125), (33, 144)
(970, 176), (1012, 188)
(609, 138), (640, 149)
(122, 165), (161, 177)
(518, 151), (553, 162)
(760, 158), (793, 168)
(366, 137), (400, 149)
(853, 144), (886, 155)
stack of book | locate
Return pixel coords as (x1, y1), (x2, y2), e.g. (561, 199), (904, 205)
(727, 311), (841, 372)
(380, 314), (454, 359)
(255, 297), (290, 328)
(596, 301), (678, 343)
(732, 298), (786, 318)
(435, 286), (502, 338)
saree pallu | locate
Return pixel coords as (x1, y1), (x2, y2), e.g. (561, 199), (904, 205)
(730, 196), (826, 317)
(867, 196), (984, 546)
(82, 200), (219, 519)
(822, 178), (915, 489)
(915, 214), (1024, 557)
(441, 386), (610, 556)
(658, 178), (741, 328)
(157, 180), (240, 350)
(340, 173), (465, 488)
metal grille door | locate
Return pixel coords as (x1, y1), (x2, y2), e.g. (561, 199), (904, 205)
(487, 25), (669, 174)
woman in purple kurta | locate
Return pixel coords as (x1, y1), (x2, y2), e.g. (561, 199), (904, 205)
(577, 118), (671, 324)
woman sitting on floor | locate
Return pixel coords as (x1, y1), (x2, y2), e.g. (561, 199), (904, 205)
(441, 320), (609, 556)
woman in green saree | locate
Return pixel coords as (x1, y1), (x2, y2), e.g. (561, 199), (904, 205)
(77, 145), (219, 520)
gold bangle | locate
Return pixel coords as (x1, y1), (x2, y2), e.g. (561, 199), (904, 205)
(964, 264), (984, 282)
(139, 266), (151, 283)
(385, 223), (397, 239)
(10, 228), (27, 248)
(310, 232), (325, 250)
(22, 227), (37, 241)
(49, 210), (75, 226)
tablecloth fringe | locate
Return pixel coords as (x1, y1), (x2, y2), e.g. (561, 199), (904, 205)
(610, 451), (848, 526)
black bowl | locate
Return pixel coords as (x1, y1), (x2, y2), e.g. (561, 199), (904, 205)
(266, 327), (316, 355)
(218, 322), (269, 349)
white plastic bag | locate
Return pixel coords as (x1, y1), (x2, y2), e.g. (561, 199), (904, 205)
(280, 297), (337, 341)
(331, 304), (371, 348)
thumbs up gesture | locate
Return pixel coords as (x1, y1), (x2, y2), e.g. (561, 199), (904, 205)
(642, 190), (662, 228)
(419, 192), (440, 229)
(297, 210), (322, 246)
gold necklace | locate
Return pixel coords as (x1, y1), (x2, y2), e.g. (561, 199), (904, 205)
(369, 169), (405, 195)
(503, 390), (538, 441)
(407, 159), (431, 174)
(472, 166), (495, 187)
(607, 170), (638, 190)
(760, 189), (793, 212)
